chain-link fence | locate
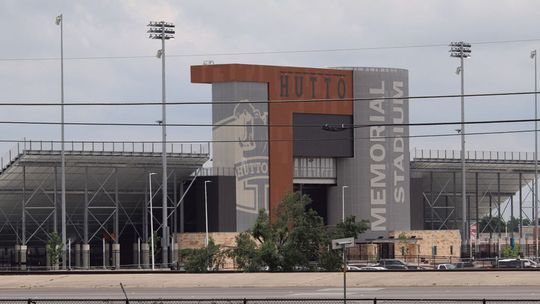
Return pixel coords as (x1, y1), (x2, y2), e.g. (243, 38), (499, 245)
(1, 299), (540, 304)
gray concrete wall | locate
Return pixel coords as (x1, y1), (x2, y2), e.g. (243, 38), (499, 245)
(212, 82), (269, 231)
(330, 67), (410, 232)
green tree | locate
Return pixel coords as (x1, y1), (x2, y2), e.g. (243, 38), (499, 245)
(181, 238), (226, 272)
(230, 192), (369, 272)
(478, 216), (506, 233)
(501, 244), (520, 258)
(507, 216), (531, 233)
(46, 231), (63, 269)
(321, 215), (370, 271)
(229, 232), (264, 272)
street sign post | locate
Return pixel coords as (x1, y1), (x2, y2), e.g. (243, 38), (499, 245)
(332, 237), (355, 304)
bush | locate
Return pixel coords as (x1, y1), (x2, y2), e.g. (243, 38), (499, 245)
(181, 238), (226, 272)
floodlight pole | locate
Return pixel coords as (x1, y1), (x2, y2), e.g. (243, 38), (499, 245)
(532, 49), (538, 260)
(148, 21), (175, 267)
(56, 13), (67, 270)
(450, 41), (471, 258)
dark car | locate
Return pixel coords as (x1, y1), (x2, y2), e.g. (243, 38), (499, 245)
(454, 261), (474, 269)
(376, 259), (408, 270)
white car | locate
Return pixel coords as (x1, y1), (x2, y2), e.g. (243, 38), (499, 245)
(436, 263), (457, 270)
(358, 266), (387, 271)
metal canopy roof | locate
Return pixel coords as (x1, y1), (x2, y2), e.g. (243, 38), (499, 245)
(411, 149), (538, 225)
(0, 144), (209, 245)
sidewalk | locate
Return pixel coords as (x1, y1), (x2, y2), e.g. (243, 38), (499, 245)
(0, 271), (537, 289)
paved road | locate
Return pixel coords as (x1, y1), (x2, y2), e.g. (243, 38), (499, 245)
(0, 286), (539, 300)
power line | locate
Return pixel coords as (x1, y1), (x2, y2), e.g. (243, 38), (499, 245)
(0, 90), (538, 106)
(0, 128), (536, 145)
(2, 38), (540, 62)
(0, 117), (538, 128)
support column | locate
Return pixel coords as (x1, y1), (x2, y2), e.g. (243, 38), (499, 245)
(21, 166), (26, 245)
(179, 181), (185, 233)
(430, 172), (434, 230)
(14, 244), (20, 266)
(74, 243), (81, 269)
(141, 243), (150, 269)
(84, 167), (89, 245)
(53, 166), (58, 233)
(82, 244), (90, 270)
(114, 168), (120, 269)
(103, 239), (109, 269)
(112, 243), (120, 270)
(511, 195), (515, 246)
(172, 171), (177, 265)
(453, 172), (457, 230)
(498, 172), (503, 255)
(21, 165), (26, 271)
(475, 172), (479, 255)
(171, 235), (178, 265)
(519, 173), (523, 244)
(489, 194), (493, 241)
(133, 242), (140, 268)
(143, 169), (148, 243)
(19, 245), (27, 271)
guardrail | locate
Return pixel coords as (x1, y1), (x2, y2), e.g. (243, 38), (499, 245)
(0, 298), (539, 304)
(0, 141), (210, 174)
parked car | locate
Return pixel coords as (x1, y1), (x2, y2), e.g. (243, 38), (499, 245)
(346, 265), (363, 271)
(436, 263), (457, 270)
(358, 266), (387, 271)
(454, 261), (475, 269)
(498, 258), (538, 268)
(376, 259), (408, 269)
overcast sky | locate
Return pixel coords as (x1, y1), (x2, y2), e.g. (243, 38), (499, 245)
(1, 0), (540, 161)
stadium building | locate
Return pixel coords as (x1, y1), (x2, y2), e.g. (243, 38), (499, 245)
(0, 63), (538, 269)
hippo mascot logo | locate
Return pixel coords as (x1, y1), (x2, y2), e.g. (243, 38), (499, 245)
(233, 102), (269, 213)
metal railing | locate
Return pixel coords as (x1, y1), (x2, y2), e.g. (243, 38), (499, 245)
(294, 157), (337, 179)
(197, 167), (236, 176)
(0, 140), (210, 174)
(0, 298), (539, 304)
(412, 148), (536, 162)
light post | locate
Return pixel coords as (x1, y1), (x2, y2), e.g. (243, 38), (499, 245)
(149, 172), (157, 270)
(450, 41), (471, 256)
(204, 180), (212, 246)
(55, 13), (67, 270)
(148, 21), (175, 267)
(532, 49), (538, 260)
(341, 185), (348, 222)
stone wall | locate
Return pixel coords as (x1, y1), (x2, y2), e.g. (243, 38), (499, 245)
(177, 232), (239, 269)
(177, 232), (239, 249)
(390, 230), (461, 264)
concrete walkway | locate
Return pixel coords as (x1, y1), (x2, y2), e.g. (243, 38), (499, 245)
(0, 272), (539, 289)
